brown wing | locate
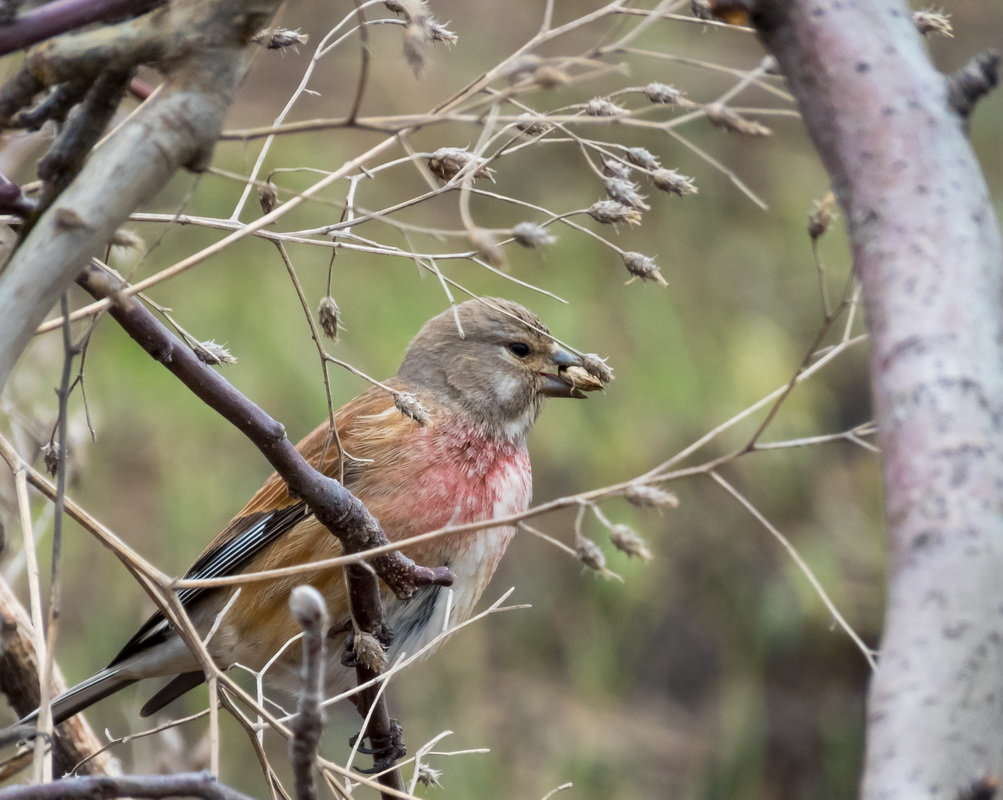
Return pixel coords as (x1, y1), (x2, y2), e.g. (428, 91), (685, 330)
(112, 382), (422, 666)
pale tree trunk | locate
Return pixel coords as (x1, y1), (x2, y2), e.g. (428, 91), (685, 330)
(752, 1), (1003, 798)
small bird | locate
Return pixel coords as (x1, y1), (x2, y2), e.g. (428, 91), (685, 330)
(28, 298), (603, 726)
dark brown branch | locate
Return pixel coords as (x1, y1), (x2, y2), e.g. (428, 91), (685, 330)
(948, 49), (1000, 120)
(76, 264), (451, 600)
(0, 172), (34, 218)
(0, 770), (257, 800)
(288, 587), (327, 800)
(0, 0), (162, 58)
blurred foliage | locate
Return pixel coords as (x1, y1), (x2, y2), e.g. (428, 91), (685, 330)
(1, 2), (1001, 799)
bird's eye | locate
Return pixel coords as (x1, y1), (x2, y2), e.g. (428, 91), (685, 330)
(506, 341), (531, 358)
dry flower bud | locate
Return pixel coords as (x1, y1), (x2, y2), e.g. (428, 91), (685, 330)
(604, 177), (650, 211)
(559, 365), (605, 393)
(252, 27), (310, 50)
(427, 147), (493, 183)
(394, 391), (428, 425)
(417, 765), (443, 787)
(625, 484), (679, 509)
(622, 252), (667, 286)
(625, 147), (661, 171)
(644, 81), (686, 105)
(110, 228), (143, 250)
(808, 192), (837, 240)
(469, 229), (504, 267)
(512, 222), (556, 249)
(914, 10), (953, 37)
(585, 97), (626, 117)
(601, 158), (631, 179)
(515, 113), (552, 138)
(353, 630), (388, 672)
(194, 340), (237, 366)
(587, 200), (642, 226)
(318, 295), (341, 341)
(41, 441), (60, 476)
(705, 103), (772, 136)
(428, 20), (458, 45)
(575, 534), (608, 573)
(610, 524), (653, 561)
(258, 182), (278, 214)
(652, 168), (698, 196)
(580, 353), (615, 384)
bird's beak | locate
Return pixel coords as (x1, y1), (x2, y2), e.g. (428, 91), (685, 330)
(538, 347), (586, 398)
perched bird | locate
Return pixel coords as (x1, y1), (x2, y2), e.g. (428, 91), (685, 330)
(28, 298), (604, 726)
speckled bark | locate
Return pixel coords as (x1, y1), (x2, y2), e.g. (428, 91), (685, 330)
(754, 2), (1003, 798)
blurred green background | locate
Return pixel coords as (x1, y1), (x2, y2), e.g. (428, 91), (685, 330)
(1, 1), (1001, 798)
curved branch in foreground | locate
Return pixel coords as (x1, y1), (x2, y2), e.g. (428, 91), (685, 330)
(0, 770), (256, 800)
(0, 577), (116, 780)
(753, 2), (1003, 799)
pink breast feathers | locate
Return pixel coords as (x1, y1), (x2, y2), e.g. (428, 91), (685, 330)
(411, 420), (533, 532)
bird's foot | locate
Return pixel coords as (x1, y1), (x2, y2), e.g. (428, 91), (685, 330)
(349, 718), (406, 773)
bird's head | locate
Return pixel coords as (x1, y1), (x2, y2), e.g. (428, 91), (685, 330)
(396, 298), (606, 437)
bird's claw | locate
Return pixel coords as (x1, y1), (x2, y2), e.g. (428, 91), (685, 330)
(349, 719), (406, 772)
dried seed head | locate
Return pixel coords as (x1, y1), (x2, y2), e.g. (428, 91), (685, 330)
(559, 365), (605, 393)
(652, 168), (698, 196)
(601, 158), (631, 179)
(515, 113), (552, 138)
(644, 81), (686, 105)
(428, 20), (458, 46)
(392, 0), (455, 77)
(427, 147), (493, 182)
(41, 441), (60, 476)
(585, 97), (626, 117)
(914, 10), (953, 38)
(622, 252), (667, 286)
(512, 222), (556, 249)
(587, 200), (642, 226)
(468, 229), (505, 267)
(625, 484), (679, 509)
(109, 228), (144, 250)
(603, 177), (650, 211)
(705, 103), (772, 136)
(258, 182), (278, 214)
(394, 391), (428, 425)
(353, 631), (388, 672)
(416, 765), (443, 787)
(252, 27), (310, 50)
(625, 147), (661, 171)
(609, 524), (653, 561)
(580, 353), (615, 384)
(575, 534), (608, 572)
(317, 295), (341, 341)
(194, 340), (237, 366)
(808, 192), (837, 240)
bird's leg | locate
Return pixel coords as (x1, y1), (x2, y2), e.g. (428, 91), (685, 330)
(348, 718), (406, 772)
